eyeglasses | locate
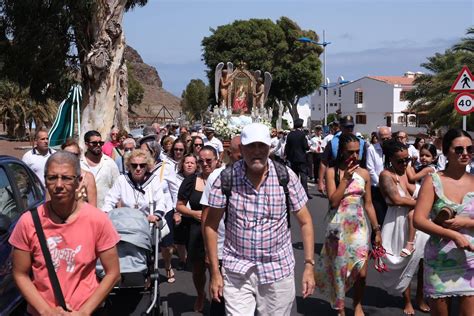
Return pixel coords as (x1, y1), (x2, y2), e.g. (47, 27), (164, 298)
(453, 145), (474, 155)
(198, 158), (214, 165)
(395, 157), (411, 165)
(380, 137), (391, 142)
(194, 143), (203, 147)
(45, 175), (78, 185)
(131, 163), (147, 169)
(124, 148), (133, 153)
(87, 141), (104, 147)
(174, 148), (185, 152)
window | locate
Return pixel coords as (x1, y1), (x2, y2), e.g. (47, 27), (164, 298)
(338, 88), (341, 97)
(398, 116), (405, 124)
(400, 91), (408, 101)
(333, 89), (337, 96)
(356, 114), (367, 124)
(0, 167), (18, 220)
(318, 89), (322, 96)
(354, 90), (363, 104)
(7, 163), (43, 213)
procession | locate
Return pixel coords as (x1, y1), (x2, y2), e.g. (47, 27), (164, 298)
(0, 1), (473, 316)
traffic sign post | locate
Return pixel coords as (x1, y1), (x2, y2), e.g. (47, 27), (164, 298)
(450, 66), (474, 130)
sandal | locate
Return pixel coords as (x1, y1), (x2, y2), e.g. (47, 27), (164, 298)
(166, 268), (176, 283)
(400, 242), (415, 257)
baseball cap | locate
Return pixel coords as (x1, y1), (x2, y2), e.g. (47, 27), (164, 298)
(241, 123), (271, 146)
(339, 115), (354, 127)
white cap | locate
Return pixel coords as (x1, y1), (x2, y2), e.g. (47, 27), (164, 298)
(241, 123), (271, 146)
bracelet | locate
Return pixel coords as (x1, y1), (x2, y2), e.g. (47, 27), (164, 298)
(304, 259), (315, 266)
(372, 224), (381, 232)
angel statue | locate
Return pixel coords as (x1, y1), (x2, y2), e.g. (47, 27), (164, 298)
(215, 62), (234, 107)
(253, 70), (273, 113)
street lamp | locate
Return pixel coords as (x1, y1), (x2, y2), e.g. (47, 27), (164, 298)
(298, 30), (331, 126)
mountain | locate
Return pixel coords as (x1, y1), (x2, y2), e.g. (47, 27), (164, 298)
(124, 46), (181, 123)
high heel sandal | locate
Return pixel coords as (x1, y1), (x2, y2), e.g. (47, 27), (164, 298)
(370, 245), (390, 273)
(166, 267), (176, 283)
(400, 241), (415, 257)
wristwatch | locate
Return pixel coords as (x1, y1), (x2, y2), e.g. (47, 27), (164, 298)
(304, 259), (315, 266)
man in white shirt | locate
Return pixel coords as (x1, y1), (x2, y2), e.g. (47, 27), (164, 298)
(366, 126), (391, 224)
(203, 125), (224, 160)
(80, 130), (120, 209)
(22, 129), (56, 185)
(309, 126), (325, 183)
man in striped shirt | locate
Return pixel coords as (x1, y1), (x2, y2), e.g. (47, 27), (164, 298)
(204, 123), (315, 315)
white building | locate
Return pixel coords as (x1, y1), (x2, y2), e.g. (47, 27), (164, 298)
(282, 102), (311, 128)
(311, 72), (427, 135)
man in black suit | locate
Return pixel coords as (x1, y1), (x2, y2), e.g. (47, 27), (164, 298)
(285, 118), (311, 198)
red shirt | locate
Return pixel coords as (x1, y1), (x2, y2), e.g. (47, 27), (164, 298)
(9, 203), (119, 315)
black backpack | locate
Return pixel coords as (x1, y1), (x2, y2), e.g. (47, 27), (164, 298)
(220, 160), (292, 228)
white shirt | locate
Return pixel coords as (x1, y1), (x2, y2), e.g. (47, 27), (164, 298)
(310, 135), (325, 154)
(22, 148), (55, 185)
(323, 133), (334, 145)
(149, 159), (179, 214)
(366, 143), (384, 186)
(204, 136), (224, 154)
(102, 173), (166, 217)
(200, 166), (226, 260)
(81, 154), (120, 210)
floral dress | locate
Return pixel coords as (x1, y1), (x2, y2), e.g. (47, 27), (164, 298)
(315, 172), (369, 310)
(424, 172), (474, 298)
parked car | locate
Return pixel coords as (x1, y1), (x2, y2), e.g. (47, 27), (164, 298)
(0, 155), (45, 315)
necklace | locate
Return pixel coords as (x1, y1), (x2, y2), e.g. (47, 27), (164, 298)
(133, 188), (141, 209)
(49, 201), (76, 224)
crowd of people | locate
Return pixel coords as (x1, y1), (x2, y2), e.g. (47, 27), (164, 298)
(8, 116), (473, 316)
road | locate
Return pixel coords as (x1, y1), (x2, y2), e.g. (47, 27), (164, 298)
(154, 183), (428, 316)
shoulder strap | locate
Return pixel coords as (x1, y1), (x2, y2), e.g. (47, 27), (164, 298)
(431, 172), (445, 199)
(160, 160), (166, 182)
(220, 164), (233, 225)
(272, 160), (291, 228)
(30, 208), (69, 312)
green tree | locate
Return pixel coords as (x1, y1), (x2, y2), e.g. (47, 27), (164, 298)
(202, 17), (322, 120)
(180, 79), (209, 122)
(1, 0), (148, 139)
(127, 63), (144, 114)
(406, 28), (474, 129)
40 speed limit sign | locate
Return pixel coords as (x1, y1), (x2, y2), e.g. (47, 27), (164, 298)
(454, 92), (474, 115)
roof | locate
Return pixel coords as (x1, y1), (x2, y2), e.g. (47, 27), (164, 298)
(368, 76), (415, 86)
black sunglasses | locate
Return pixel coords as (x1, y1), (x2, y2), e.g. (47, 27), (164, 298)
(395, 157), (411, 165)
(453, 145), (474, 155)
(87, 141), (104, 147)
(174, 148), (185, 152)
(194, 143), (203, 147)
(131, 163), (147, 169)
(198, 158), (214, 165)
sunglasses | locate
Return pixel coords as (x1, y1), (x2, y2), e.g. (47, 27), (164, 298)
(131, 163), (147, 169)
(124, 148), (134, 153)
(87, 141), (104, 147)
(194, 143), (203, 147)
(198, 158), (214, 165)
(395, 157), (411, 165)
(174, 148), (185, 152)
(453, 145), (474, 155)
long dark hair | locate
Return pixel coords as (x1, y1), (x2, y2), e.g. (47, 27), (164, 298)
(442, 128), (472, 156)
(334, 134), (360, 187)
(382, 139), (407, 168)
(414, 137), (424, 150)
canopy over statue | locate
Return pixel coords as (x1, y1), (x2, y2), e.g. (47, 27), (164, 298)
(214, 62), (272, 116)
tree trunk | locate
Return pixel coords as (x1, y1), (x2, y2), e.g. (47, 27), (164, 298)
(79, 0), (129, 143)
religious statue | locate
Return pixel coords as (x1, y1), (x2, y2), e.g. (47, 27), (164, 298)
(232, 84), (248, 114)
(215, 62), (233, 107)
(253, 70), (273, 113)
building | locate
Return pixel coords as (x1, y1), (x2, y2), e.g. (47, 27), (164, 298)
(282, 102), (311, 128)
(311, 72), (428, 135)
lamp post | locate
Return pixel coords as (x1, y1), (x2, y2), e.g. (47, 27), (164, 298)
(298, 30), (331, 126)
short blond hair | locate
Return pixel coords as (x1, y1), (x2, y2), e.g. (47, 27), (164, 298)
(125, 149), (155, 171)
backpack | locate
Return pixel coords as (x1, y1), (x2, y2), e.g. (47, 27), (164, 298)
(220, 160), (292, 228)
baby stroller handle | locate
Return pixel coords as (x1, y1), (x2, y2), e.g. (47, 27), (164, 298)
(146, 224), (161, 315)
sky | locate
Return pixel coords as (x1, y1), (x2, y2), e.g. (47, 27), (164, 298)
(123, 0), (474, 98)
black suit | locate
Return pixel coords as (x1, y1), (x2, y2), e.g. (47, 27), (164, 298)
(285, 129), (310, 195)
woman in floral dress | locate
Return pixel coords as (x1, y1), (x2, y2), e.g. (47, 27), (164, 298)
(316, 134), (381, 316)
(414, 128), (474, 316)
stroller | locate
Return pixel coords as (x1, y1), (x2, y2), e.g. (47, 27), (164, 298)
(98, 207), (171, 316)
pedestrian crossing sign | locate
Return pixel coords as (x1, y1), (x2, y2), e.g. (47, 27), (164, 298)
(450, 65), (474, 92)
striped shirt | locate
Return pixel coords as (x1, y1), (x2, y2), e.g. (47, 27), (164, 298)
(208, 159), (307, 284)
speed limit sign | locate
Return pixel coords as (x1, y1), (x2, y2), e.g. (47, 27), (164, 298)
(454, 92), (474, 115)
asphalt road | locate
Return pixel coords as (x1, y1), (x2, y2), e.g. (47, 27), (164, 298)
(151, 183), (431, 316)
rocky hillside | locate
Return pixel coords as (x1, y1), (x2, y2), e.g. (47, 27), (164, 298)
(124, 46), (181, 123)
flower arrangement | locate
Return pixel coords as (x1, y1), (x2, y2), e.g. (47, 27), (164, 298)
(213, 117), (273, 141)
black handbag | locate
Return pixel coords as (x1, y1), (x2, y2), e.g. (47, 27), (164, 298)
(30, 207), (69, 312)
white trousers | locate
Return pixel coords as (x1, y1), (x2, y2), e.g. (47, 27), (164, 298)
(223, 266), (295, 316)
